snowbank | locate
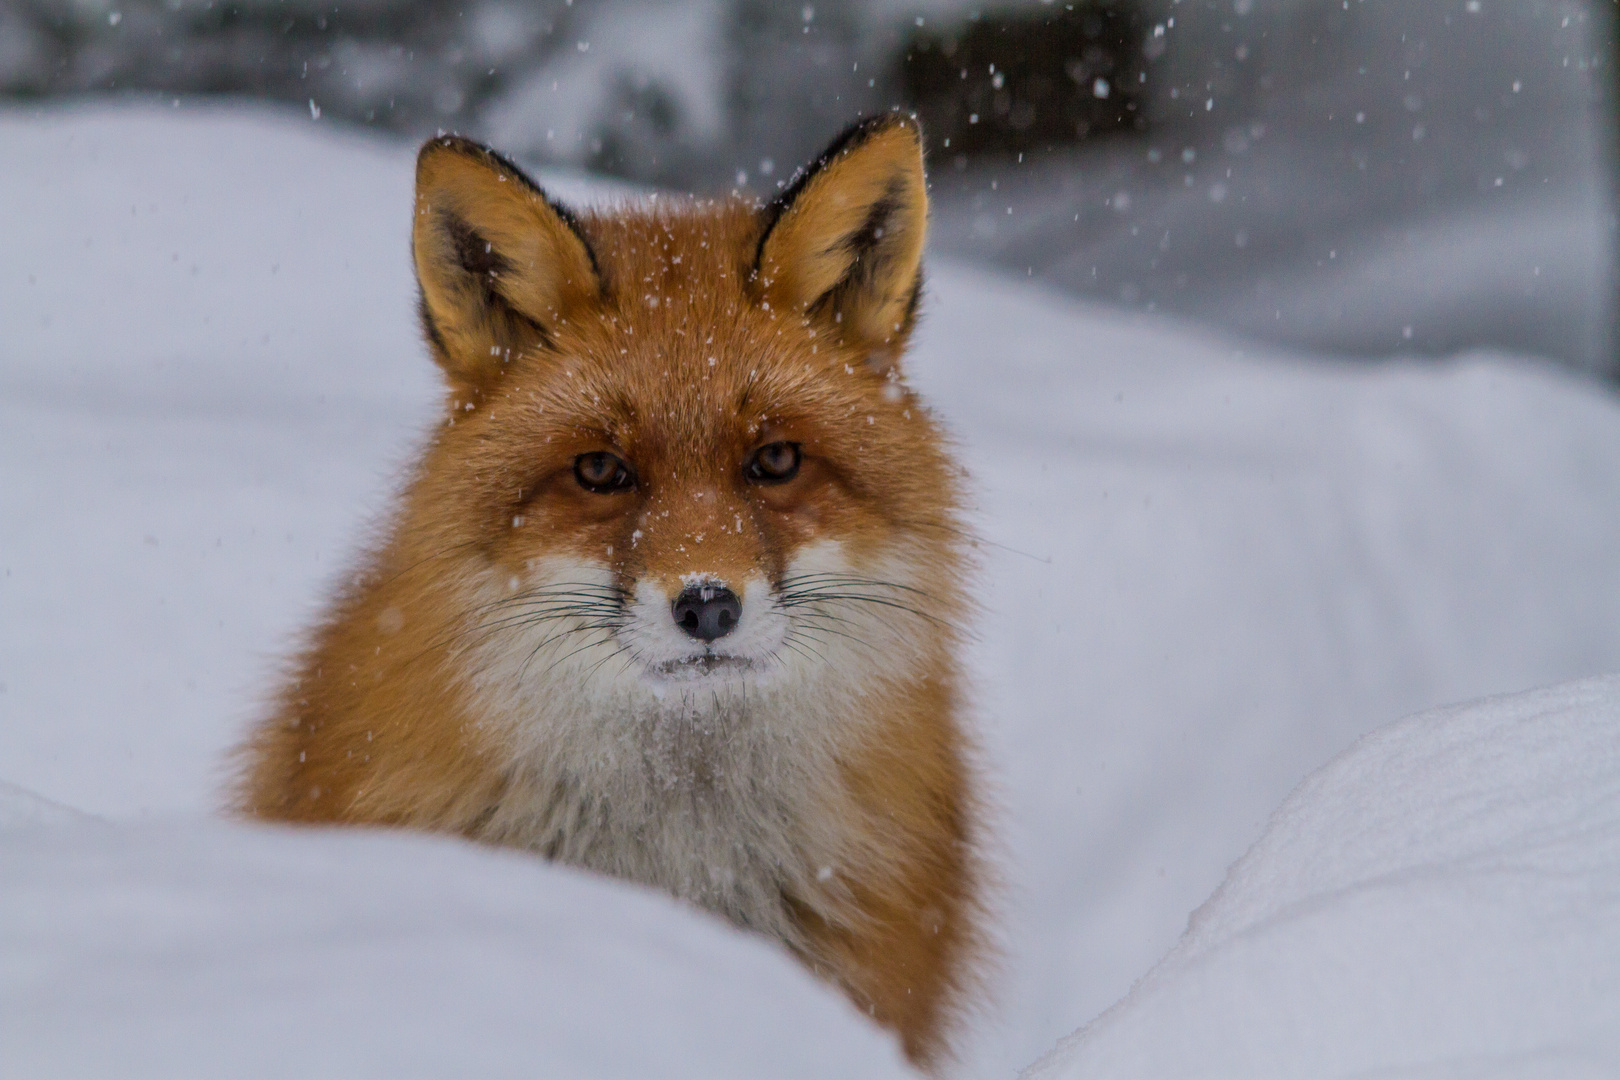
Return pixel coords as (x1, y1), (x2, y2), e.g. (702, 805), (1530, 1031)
(1026, 675), (1620, 1079)
(926, 266), (1620, 1077)
(4, 102), (1620, 1077)
(2, 819), (914, 1079)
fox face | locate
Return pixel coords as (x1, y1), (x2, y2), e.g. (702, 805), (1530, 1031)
(433, 286), (957, 702)
(408, 119), (963, 736)
(242, 115), (980, 1070)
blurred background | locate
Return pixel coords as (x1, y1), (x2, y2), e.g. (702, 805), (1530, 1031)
(1, 0), (1615, 374)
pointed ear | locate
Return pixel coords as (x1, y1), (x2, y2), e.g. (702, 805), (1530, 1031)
(412, 135), (600, 393)
(754, 114), (928, 370)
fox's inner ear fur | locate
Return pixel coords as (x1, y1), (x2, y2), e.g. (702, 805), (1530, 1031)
(413, 135), (600, 394)
(754, 114), (928, 370)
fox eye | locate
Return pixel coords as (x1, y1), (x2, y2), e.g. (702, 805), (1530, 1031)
(746, 442), (801, 484)
(573, 451), (635, 494)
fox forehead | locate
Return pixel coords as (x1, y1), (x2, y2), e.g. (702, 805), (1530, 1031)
(486, 200), (890, 456)
(578, 198), (759, 305)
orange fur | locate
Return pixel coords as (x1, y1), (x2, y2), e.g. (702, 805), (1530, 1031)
(235, 114), (983, 1069)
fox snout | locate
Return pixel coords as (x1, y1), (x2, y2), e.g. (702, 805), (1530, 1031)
(623, 570), (791, 683)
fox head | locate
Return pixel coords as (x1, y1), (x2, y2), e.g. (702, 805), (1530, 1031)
(403, 115), (964, 738)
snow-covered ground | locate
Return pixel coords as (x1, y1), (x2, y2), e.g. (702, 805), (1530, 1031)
(4, 815), (914, 1079)
(1028, 675), (1620, 1079)
(3, 101), (1620, 1077)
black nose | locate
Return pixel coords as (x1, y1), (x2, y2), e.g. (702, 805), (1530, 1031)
(671, 583), (742, 642)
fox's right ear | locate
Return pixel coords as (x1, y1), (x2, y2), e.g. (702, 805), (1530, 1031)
(412, 136), (600, 394)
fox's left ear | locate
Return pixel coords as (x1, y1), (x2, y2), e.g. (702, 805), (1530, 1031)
(754, 114), (928, 371)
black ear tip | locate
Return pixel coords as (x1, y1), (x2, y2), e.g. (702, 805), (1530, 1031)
(415, 135), (552, 204)
(416, 134), (488, 183)
(418, 132), (480, 164)
(829, 111), (922, 155)
(876, 109), (923, 131)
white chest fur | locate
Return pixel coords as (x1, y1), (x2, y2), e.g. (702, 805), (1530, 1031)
(451, 550), (925, 945)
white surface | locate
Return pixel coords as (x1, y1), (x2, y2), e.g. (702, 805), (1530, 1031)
(3, 101), (1620, 1077)
(1025, 675), (1620, 1079)
(2, 817), (914, 1079)
(929, 269), (1620, 1077)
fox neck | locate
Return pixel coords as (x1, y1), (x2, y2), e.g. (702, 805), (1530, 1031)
(469, 690), (874, 946)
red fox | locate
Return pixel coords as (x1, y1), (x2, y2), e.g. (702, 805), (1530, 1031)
(235, 113), (982, 1068)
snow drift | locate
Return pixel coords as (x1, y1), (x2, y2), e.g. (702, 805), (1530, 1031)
(1027, 675), (1620, 1079)
(2, 818), (915, 1079)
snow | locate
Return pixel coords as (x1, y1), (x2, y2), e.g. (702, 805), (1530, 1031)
(931, 269), (1620, 1077)
(4, 100), (1620, 1077)
(1025, 675), (1620, 1079)
(3, 819), (914, 1079)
